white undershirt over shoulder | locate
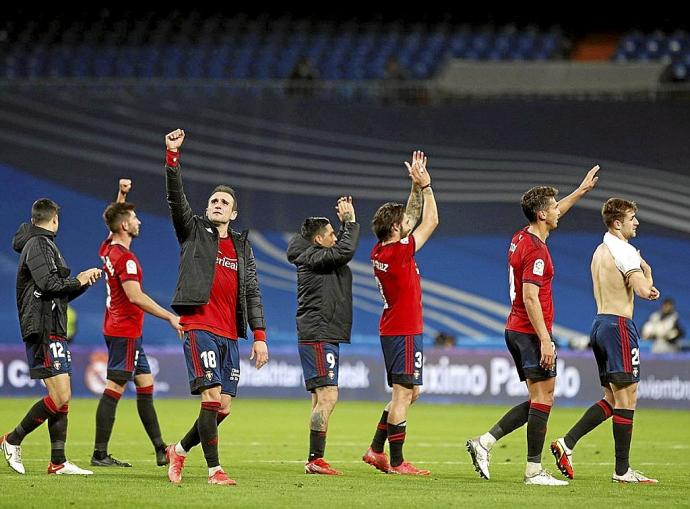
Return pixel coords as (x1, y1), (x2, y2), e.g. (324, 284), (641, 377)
(603, 232), (641, 276)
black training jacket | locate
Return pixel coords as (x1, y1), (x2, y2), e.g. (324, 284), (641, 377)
(286, 221), (360, 343)
(166, 163), (266, 339)
(13, 223), (86, 343)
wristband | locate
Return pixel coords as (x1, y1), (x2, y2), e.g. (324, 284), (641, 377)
(166, 149), (180, 167)
(253, 329), (267, 341)
(421, 183), (432, 190)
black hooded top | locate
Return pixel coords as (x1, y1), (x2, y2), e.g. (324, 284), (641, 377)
(13, 223), (85, 343)
(286, 221), (360, 343)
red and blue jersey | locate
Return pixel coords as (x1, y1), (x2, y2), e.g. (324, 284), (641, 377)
(371, 235), (423, 336)
(100, 238), (145, 339)
(180, 236), (239, 340)
(505, 227), (555, 334)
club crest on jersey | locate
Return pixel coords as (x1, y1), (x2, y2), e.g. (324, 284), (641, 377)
(414, 370), (420, 380)
(205, 370), (213, 381)
(633, 367), (639, 377)
(328, 370), (335, 380)
(53, 360), (61, 370)
(126, 259), (138, 275)
(533, 259), (545, 276)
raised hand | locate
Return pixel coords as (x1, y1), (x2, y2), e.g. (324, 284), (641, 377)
(405, 150), (430, 188)
(578, 165), (600, 193)
(119, 179), (132, 195)
(165, 129), (185, 152)
(335, 196), (355, 223)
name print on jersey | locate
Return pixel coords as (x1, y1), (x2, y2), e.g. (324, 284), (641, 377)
(372, 259), (389, 272)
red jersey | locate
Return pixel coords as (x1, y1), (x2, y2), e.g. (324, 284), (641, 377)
(180, 237), (239, 339)
(100, 238), (145, 338)
(371, 235), (423, 336)
(505, 227), (555, 334)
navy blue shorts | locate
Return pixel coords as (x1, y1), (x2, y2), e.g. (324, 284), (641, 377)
(505, 329), (557, 382)
(590, 314), (641, 387)
(104, 336), (151, 381)
(183, 330), (240, 396)
(380, 334), (423, 387)
(26, 337), (72, 380)
(298, 342), (339, 392)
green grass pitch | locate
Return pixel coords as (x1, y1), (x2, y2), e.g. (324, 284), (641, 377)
(1, 398), (688, 508)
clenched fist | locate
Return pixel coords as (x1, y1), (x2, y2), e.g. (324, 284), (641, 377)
(119, 179), (132, 195)
(166, 129), (185, 152)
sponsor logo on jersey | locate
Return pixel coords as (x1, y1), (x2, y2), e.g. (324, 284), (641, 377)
(533, 259), (545, 276)
(126, 259), (138, 275)
(217, 256), (238, 271)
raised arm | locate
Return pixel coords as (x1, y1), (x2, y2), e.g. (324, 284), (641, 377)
(164, 129), (195, 243)
(308, 197), (360, 270)
(408, 150), (438, 252)
(117, 179), (131, 204)
(404, 181), (423, 231)
(557, 165), (600, 218)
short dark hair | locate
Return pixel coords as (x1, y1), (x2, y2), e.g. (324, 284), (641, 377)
(521, 186), (559, 222)
(31, 198), (60, 224)
(372, 202), (405, 242)
(211, 185), (237, 211)
(300, 217), (330, 242)
(103, 202), (136, 233)
(601, 198), (637, 228)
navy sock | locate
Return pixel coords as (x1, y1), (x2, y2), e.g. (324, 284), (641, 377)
(613, 409), (634, 476)
(489, 400), (530, 440)
(370, 410), (389, 453)
(565, 399), (613, 450)
(526, 402), (551, 463)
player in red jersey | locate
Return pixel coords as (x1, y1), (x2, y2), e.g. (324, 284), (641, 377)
(91, 179), (183, 468)
(362, 151), (438, 476)
(466, 165), (600, 486)
(162, 129), (269, 487)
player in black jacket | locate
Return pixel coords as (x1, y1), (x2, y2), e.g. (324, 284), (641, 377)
(287, 197), (360, 475)
(2, 198), (101, 476)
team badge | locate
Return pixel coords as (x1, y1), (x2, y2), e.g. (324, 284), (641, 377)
(205, 370), (213, 381)
(328, 370), (335, 380)
(533, 259), (545, 276)
(414, 370), (420, 380)
(53, 360), (61, 370)
(633, 367), (639, 377)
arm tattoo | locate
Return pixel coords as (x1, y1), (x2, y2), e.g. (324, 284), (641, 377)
(341, 212), (354, 223)
(405, 184), (423, 228)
